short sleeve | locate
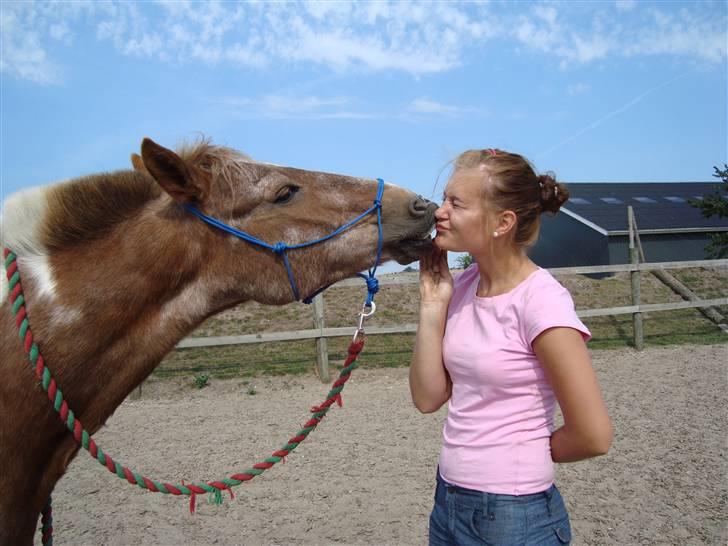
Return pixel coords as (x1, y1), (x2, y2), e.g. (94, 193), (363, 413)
(523, 277), (591, 347)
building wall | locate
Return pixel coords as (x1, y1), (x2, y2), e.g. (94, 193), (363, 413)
(533, 215), (721, 267)
(608, 232), (720, 263)
(529, 213), (609, 267)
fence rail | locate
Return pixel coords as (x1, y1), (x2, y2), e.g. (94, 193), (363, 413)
(174, 257), (728, 381)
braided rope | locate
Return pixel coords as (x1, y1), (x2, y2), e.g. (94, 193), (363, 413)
(4, 248), (365, 536)
(41, 495), (53, 546)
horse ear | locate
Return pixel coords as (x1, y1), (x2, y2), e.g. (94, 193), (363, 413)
(130, 153), (149, 175)
(140, 138), (210, 204)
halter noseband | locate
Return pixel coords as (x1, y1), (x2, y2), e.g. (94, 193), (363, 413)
(183, 178), (385, 305)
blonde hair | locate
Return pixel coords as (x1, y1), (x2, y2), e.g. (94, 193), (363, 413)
(453, 149), (569, 248)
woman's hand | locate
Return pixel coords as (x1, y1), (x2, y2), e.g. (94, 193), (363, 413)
(410, 246), (453, 413)
(419, 247), (453, 307)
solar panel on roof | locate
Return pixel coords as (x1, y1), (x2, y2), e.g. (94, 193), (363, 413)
(562, 182), (728, 231)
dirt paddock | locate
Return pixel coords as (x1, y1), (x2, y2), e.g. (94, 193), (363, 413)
(44, 343), (726, 545)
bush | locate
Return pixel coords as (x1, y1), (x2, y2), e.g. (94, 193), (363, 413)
(455, 254), (473, 269)
(193, 374), (210, 389)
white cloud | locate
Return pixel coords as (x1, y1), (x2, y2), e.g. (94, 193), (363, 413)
(567, 82), (590, 96)
(407, 98), (463, 115)
(615, 0), (636, 12)
(0, 3), (66, 84)
(217, 94), (375, 120)
(622, 8), (727, 63)
(513, 3), (726, 66)
(218, 94), (478, 120)
(49, 21), (72, 43)
(1, 1), (725, 85)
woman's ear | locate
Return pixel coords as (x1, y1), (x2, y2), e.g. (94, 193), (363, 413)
(495, 210), (517, 238)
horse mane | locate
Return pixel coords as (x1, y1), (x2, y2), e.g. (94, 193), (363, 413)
(41, 171), (163, 252)
(1, 139), (257, 255)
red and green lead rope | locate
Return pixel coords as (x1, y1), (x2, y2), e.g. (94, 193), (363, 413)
(4, 248), (366, 546)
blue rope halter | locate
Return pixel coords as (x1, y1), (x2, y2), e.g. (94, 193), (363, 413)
(183, 178), (385, 306)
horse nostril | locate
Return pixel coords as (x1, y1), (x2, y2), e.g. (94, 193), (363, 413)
(410, 196), (436, 217)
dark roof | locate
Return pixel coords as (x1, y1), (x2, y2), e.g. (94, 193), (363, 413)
(562, 182), (728, 234)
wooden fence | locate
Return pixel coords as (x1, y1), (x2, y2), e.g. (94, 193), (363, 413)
(176, 256), (728, 382)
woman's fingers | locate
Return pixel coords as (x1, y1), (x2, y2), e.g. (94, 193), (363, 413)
(420, 253), (431, 276)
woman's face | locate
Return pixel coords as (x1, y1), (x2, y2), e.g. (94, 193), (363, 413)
(434, 167), (493, 253)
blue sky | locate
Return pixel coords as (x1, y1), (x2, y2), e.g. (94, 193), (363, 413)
(1, 0), (726, 270)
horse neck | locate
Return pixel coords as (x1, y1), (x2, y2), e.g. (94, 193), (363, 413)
(0, 202), (253, 541)
(11, 207), (239, 431)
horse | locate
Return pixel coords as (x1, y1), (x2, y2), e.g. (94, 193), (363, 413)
(0, 137), (436, 544)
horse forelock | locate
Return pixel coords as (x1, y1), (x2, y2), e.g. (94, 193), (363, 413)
(176, 140), (259, 212)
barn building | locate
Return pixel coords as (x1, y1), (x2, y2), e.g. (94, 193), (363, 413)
(529, 182), (728, 268)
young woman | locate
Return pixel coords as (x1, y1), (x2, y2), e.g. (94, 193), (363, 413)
(410, 149), (613, 545)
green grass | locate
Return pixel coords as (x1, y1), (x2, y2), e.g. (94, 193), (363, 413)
(155, 267), (727, 380)
(157, 334), (417, 380)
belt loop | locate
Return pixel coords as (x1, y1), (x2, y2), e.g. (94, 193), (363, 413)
(544, 485), (554, 517)
(482, 490), (489, 516)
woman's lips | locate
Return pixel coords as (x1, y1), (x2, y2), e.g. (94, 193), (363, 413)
(435, 224), (448, 232)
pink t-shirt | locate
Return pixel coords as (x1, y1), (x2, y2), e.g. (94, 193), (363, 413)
(438, 265), (590, 495)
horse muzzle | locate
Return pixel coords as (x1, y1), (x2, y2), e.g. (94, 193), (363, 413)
(382, 196), (437, 265)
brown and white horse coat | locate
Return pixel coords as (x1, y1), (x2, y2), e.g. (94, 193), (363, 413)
(0, 138), (435, 544)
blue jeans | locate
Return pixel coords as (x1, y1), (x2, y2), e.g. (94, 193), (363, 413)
(429, 471), (572, 545)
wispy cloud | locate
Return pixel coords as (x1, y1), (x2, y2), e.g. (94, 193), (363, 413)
(514, 3), (726, 67)
(567, 82), (590, 96)
(217, 94), (375, 120)
(0, 2), (72, 84)
(216, 94), (480, 120)
(615, 0), (637, 13)
(1, 1), (725, 85)
(406, 97), (479, 117)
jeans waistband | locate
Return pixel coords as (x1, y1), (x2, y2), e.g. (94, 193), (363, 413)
(436, 470), (555, 506)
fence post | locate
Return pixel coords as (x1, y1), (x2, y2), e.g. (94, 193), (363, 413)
(628, 206), (644, 350)
(312, 294), (330, 382)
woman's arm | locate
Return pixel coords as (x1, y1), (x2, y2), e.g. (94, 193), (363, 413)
(533, 327), (614, 462)
(409, 248), (453, 413)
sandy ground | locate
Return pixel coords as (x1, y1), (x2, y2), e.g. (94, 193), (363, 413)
(41, 343), (726, 545)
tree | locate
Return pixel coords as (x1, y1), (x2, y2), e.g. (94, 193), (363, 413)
(689, 164), (728, 258)
(455, 254), (473, 269)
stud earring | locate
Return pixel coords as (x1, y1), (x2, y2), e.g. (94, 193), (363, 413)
(493, 231), (499, 238)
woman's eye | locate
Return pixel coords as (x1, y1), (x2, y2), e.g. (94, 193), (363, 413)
(274, 185), (299, 204)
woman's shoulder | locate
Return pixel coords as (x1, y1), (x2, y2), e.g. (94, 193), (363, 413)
(521, 268), (573, 305)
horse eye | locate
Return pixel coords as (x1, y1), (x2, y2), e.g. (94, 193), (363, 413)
(274, 185), (299, 204)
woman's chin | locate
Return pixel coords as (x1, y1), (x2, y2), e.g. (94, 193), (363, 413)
(434, 235), (460, 252)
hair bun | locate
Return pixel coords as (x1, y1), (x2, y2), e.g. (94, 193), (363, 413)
(538, 173), (569, 214)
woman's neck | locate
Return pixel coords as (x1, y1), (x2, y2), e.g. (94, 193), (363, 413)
(473, 248), (537, 297)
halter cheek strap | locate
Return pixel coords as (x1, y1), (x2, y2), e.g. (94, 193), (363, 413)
(183, 178), (385, 305)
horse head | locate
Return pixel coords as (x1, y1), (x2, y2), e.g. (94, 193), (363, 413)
(137, 138), (436, 304)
